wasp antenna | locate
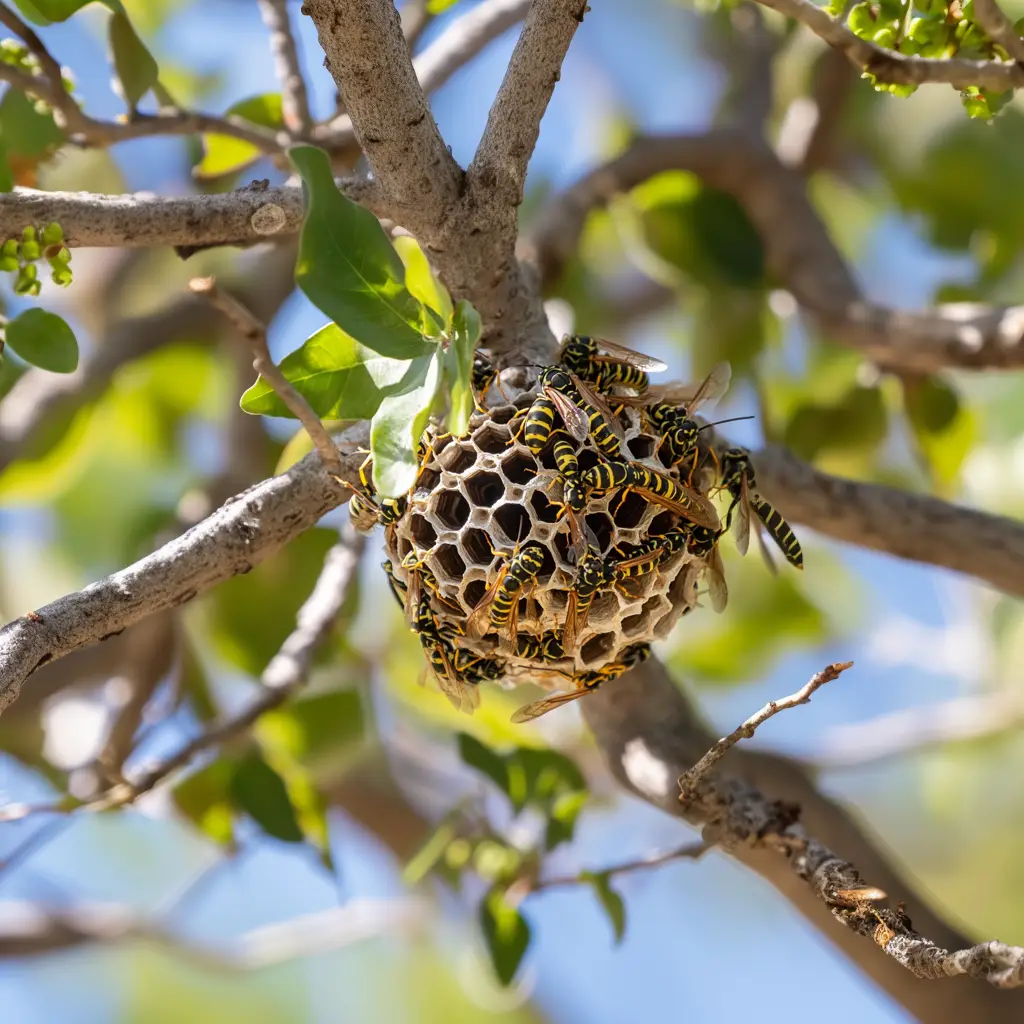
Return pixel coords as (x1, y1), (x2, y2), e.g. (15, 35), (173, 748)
(698, 415), (756, 431)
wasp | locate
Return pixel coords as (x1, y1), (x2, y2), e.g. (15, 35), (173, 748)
(684, 525), (729, 612)
(383, 559), (408, 609)
(625, 464), (722, 531)
(467, 542), (547, 643)
(471, 350), (508, 411)
(516, 631), (566, 662)
(558, 335), (667, 394)
(608, 546), (663, 589)
(349, 456), (408, 534)
(422, 637), (481, 714)
(400, 551), (464, 619)
(580, 457), (631, 498)
(720, 447), (803, 571)
(511, 643), (652, 722)
(562, 548), (614, 651)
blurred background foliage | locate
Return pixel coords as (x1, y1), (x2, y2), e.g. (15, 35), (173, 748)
(3, 0), (1024, 1020)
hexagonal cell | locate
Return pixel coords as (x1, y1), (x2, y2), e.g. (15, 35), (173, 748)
(463, 578), (488, 610)
(442, 445), (476, 473)
(434, 543), (466, 579)
(461, 527), (495, 567)
(588, 591), (618, 624)
(576, 448), (602, 472)
(668, 562), (699, 606)
(529, 488), (561, 524)
(626, 435), (656, 460)
(464, 470), (503, 508)
(648, 510), (677, 537)
(552, 528), (574, 569)
(500, 450), (536, 485)
(581, 632), (616, 665)
(489, 404), (516, 425)
(493, 502), (530, 543)
(434, 490), (470, 530)
(657, 438), (679, 469)
(473, 422), (510, 454)
(410, 514), (437, 549)
(414, 468), (441, 494)
(397, 535), (413, 561)
(612, 490), (648, 530)
(585, 512), (614, 553)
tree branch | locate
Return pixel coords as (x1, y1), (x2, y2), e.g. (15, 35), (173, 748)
(0, 178), (384, 249)
(188, 276), (342, 473)
(525, 129), (1024, 371)
(753, 444), (1024, 599)
(0, 898), (427, 966)
(972, 0), (1024, 63)
(678, 662), (853, 795)
(582, 660), (1024, 1017)
(753, 0), (1024, 91)
(0, 441), (365, 716)
(529, 841), (709, 892)
(302, 0), (463, 233)
(469, 0), (588, 210)
(258, 0), (315, 137)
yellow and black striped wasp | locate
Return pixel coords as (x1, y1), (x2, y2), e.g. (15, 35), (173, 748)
(562, 548), (614, 651)
(421, 637), (482, 713)
(510, 643), (652, 722)
(348, 455), (408, 534)
(516, 631), (567, 662)
(400, 551), (464, 620)
(471, 350), (509, 411)
(383, 559), (407, 609)
(466, 542), (547, 646)
(720, 447), (803, 571)
(558, 335), (667, 394)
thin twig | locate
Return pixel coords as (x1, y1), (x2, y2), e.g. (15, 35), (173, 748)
(258, 0), (315, 136)
(678, 662), (854, 796)
(972, 0), (1024, 63)
(530, 841), (710, 891)
(189, 276), (342, 473)
(0, 526), (365, 820)
(753, 0), (1024, 91)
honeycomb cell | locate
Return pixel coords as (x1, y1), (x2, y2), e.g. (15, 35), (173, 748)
(442, 445), (476, 473)
(493, 502), (530, 544)
(465, 470), (503, 508)
(530, 489), (561, 524)
(461, 527), (494, 567)
(585, 512), (614, 553)
(551, 528), (574, 569)
(434, 543), (466, 579)
(435, 490), (470, 530)
(500, 451), (535, 485)
(464, 578), (488, 610)
(581, 632), (616, 665)
(489, 405), (516, 425)
(415, 468), (441, 494)
(612, 490), (648, 530)
(627, 435), (655, 460)
(473, 423), (510, 454)
(648, 511), (676, 537)
(410, 514), (437, 549)
(397, 536), (413, 562)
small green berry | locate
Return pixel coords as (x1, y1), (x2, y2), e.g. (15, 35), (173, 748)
(40, 222), (63, 246)
(2, 238), (18, 259)
(48, 245), (71, 266)
(18, 240), (40, 261)
(51, 267), (72, 287)
(0, 256), (18, 273)
(20, 226), (35, 242)
(873, 27), (897, 47)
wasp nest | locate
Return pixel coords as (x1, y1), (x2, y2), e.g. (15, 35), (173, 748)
(383, 381), (713, 693)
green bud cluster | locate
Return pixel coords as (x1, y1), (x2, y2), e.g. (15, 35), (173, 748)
(0, 39), (76, 115)
(843, 0), (1016, 118)
(1, 223), (72, 295)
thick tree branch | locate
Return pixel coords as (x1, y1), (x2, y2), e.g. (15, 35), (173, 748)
(0, 178), (384, 249)
(582, 660), (1024, 1017)
(0, 443), (364, 715)
(525, 130), (1024, 371)
(302, 0), (463, 233)
(972, 0), (1024, 63)
(258, 0), (315, 137)
(469, 0), (588, 210)
(753, 0), (1024, 91)
(753, 444), (1024, 599)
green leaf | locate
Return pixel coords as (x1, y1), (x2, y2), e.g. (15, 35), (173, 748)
(240, 322), (414, 421)
(445, 299), (480, 436)
(0, 88), (64, 164)
(108, 11), (158, 109)
(393, 235), (453, 326)
(404, 822), (457, 886)
(257, 690), (364, 770)
(173, 759), (235, 847)
(195, 93), (282, 179)
(369, 351), (442, 496)
(457, 732), (510, 796)
(783, 385), (887, 462)
(903, 375), (959, 434)
(513, 747), (586, 807)
(5, 309), (78, 373)
(544, 789), (588, 850)
(12, 0), (93, 22)
(289, 144), (435, 360)
(229, 750), (304, 844)
(582, 871), (626, 943)
(479, 887), (531, 987)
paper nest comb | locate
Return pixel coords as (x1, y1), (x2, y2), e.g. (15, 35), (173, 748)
(383, 377), (717, 693)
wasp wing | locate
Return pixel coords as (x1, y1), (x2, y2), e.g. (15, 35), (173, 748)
(545, 386), (590, 443)
(511, 687), (589, 723)
(635, 485), (721, 531)
(465, 566), (507, 639)
(705, 545), (729, 613)
(588, 337), (668, 372)
(567, 371), (626, 444)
